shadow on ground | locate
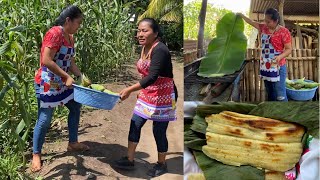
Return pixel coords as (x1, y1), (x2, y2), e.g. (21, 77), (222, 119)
(41, 141), (183, 179)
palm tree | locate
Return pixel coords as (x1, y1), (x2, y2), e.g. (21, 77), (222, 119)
(197, 0), (207, 58)
(139, 0), (183, 24)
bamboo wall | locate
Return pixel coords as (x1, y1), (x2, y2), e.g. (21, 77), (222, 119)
(183, 39), (211, 64)
(240, 48), (319, 102)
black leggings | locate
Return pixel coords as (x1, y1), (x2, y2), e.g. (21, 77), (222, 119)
(128, 114), (169, 153)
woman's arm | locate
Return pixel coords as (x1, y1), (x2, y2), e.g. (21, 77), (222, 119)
(119, 83), (142, 100)
(69, 57), (82, 77)
(119, 46), (168, 100)
(237, 13), (260, 30)
(42, 47), (74, 86)
(275, 43), (292, 63)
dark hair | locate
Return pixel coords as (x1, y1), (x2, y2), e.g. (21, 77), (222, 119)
(265, 8), (280, 24)
(138, 18), (162, 38)
(54, 5), (82, 26)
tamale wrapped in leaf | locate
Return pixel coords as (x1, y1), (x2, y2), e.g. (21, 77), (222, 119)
(203, 111), (305, 172)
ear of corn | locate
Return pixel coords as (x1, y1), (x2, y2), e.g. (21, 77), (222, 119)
(81, 74), (92, 87)
(90, 84), (105, 91)
(286, 77), (319, 90)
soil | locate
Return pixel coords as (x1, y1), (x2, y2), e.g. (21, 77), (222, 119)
(27, 59), (184, 180)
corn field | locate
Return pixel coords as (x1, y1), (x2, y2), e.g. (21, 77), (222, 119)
(0, 0), (136, 178)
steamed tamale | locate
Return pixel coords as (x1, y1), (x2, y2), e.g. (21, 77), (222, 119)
(187, 173), (206, 180)
(202, 111), (305, 172)
(265, 170), (286, 180)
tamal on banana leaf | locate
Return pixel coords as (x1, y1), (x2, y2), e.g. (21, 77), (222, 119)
(184, 102), (319, 180)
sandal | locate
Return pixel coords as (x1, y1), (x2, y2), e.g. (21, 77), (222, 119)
(67, 142), (90, 152)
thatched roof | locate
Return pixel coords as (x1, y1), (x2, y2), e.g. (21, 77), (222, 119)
(249, 0), (319, 23)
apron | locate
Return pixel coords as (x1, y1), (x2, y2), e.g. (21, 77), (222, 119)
(260, 33), (281, 82)
(133, 41), (176, 121)
(35, 26), (75, 108)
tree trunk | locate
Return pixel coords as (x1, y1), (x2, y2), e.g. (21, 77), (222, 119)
(278, 0), (285, 26)
(197, 0), (207, 58)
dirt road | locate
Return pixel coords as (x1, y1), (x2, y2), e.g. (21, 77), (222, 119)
(28, 60), (184, 180)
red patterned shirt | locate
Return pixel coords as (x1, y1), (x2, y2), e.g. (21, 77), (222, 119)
(259, 24), (291, 66)
(35, 26), (74, 84)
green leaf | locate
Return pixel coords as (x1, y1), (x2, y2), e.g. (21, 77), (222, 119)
(193, 151), (265, 180)
(184, 129), (206, 151)
(0, 119), (10, 130)
(190, 115), (207, 134)
(198, 13), (247, 77)
(8, 25), (26, 32)
(0, 41), (12, 56)
(15, 120), (26, 135)
(0, 61), (16, 72)
(11, 41), (24, 55)
(195, 102), (257, 118)
(0, 69), (18, 88)
(249, 102), (319, 138)
(0, 84), (11, 102)
(0, 75), (3, 90)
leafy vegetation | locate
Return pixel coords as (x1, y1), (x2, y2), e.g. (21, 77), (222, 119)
(0, 0), (136, 178)
(198, 13), (247, 77)
(184, 0), (253, 40)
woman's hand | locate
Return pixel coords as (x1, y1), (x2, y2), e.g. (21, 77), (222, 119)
(236, 12), (244, 17)
(235, 12), (260, 29)
(65, 75), (75, 88)
(274, 56), (282, 65)
(119, 88), (131, 101)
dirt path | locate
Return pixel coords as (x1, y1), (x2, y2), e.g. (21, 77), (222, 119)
(28, 60), (184, 180)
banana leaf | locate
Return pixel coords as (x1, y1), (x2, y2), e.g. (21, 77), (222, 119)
(184, 129), (206, 151)
(249, 102), (319, 138)
(198, 13), (247, 77)
(196, 102), (257, 117)
(194, 151), (264, 180)
(190, 102), (257, 135)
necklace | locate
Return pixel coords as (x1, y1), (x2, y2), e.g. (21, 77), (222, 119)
(269, 24), (279, 34)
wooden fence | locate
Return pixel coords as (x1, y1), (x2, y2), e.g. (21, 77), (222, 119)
(183, 39), (211, 64)
(240, 48), (319, 102)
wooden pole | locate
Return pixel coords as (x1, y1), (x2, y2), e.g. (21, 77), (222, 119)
(296, 25), (303, 49)
(297, 49), (303, 78)
(302, 49), (308, 79)
(312, 49), (317, 81)
(253, 49), (260, 102)
(258, 49), (264, 101)
(278, 0), (285, 26)
(292, 35), (296, 49)
(287, 49), (294, 80)
(308, 36), (313, 49)
(197, 0), (208, 58)
(292, 49), (298, 79)
(247, 49), (254, 101)
(307, 49), (313, 81)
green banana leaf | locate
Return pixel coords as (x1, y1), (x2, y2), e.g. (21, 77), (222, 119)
(194, 151), (264, 180)
(249, 102), (319, 138)
(184, 129), (206, 151)
(198, 13), (247, 77)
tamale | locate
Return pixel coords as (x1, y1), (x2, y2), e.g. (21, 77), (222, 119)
(203, 111), (305, 172)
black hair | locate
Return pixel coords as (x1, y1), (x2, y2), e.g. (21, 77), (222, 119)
(265, 8), (280, 24)
(54, 5), (83, 26)
(138, 18), (162, 38)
